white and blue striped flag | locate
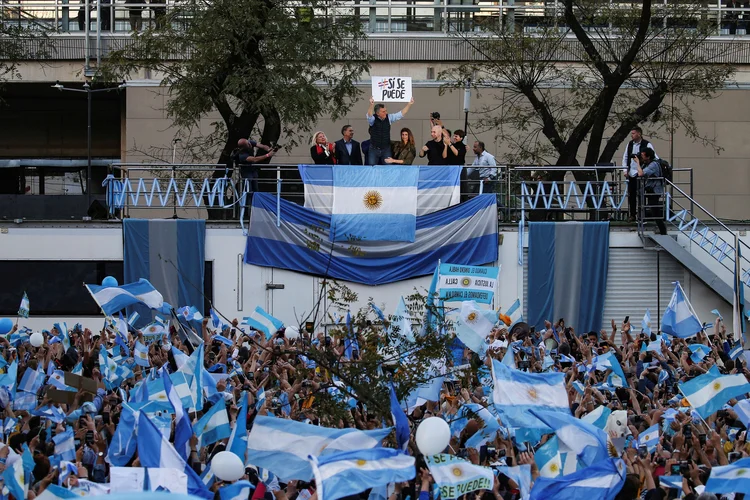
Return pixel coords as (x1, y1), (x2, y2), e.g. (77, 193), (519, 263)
(734, 399), (750, 429)
(689, 344), (711, 363)
(178, 306), (204, 323)
(389, 382), (410, 453)
(705, 456), (750, 496)
(330, 166), (420, 242)
(246, 415), (392, 481)
(680, 371), (750, 419)
(493, 465), (531, 500)
(580, 405), (611, 430)
(134, 340), (150, 367)
(642, 309), (651, 335)
(534, 436), (562, 478)
(58, 461), (78, 486)
(310, 448), (416, 500)
(227, 391), (248, 463)
(426, 454), (494, 499)
(256, 387), (266, 410)
(491, 359), (569, 424)
(661, 281), (703, 338)
(243, 306), (283, 340)
(17, 292), (29, 318)
(529, 458), (626, 500)
(730, 342), (743, 360)
(18, 366), (44, 394)
(136, 411), (213, 499)
(53, 429), (76, 461)
(658, 369), (670, 386)
(529, 410), (611, 469)
(53, 322), (71, 352)
(505, 299), (523, 326)
(455, 301), (497, 354)
(638, 424), (660, 453)
(3, 453), (26, 500)
(162, 366), (192, 461)
(193, 398), (231, 447)
(13, 391), (37, 411)
(36, 484), (80, 500)
(210, 308), (221, 329)
(659, 475), (683, 491)
(219, 480), (254, 500)
(85, 278), (164, 316)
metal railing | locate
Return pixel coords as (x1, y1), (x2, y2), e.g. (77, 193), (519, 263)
(3, 0), (750, 36)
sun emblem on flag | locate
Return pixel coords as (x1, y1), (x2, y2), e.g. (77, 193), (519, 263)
(607, 440), (619, 458)
(356, 459), (367, 467)
(363, 190), (383, 210)
(148, 326), (158, 333)
(451, 467), (463, 477)
(461, 277), (472, 287)
(736, 469), (748, 477)
(467, 312), (478, 323)
(527, 388), (538, 400)
(713, 381), (722, 391)
(549, 463), (559, 474)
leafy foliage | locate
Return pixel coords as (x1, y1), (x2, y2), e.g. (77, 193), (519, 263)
(100, 0), (370, 163)
(440, 0), (735, 167)
(0, 23), (54, 99)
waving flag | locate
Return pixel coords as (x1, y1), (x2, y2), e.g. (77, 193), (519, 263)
(661, 282), (702, 338)
(53, 322), (71, 352)
(3, 453), (26, 500)
(53, 430), (76, 461)
(85, 278), (164, 316)
(689, 344), (711, 363)
(642, 309), (651, 335)
(455, 301), (497, 354)
(504, 299), (523, 327)
(210, 309), (221, 329)
(219, 480), (255, 500)
(108, 403), (138, 466)
(437, 263), (499, 305)
(426, 454), (493, 499)
(134, 341), (150, 367)
(491, 359), (569, 424)
(706, 456), (750, 496)
(330, 165), (419, 242)
(535, 436), (562, 478)
(680, 371), (750, 419)
(246, 415), (391, 481)
(580, 405), (611, 430)
(310, 448), (416, 500)
(227, 392), (249, 463)
(638, 424), (660, 453)
(136, 412), (212, 499)
(493, 465), (531, 500)
(529, 458), (625, 500)
(163, 366), (192, 461)
(194, 398), (231, 447)
(530, 410), (611, 469)
(178, 306), (204, 323)
(392, 297), (414, 342)
(389, 382), (410, 453)
(18, 366), (43, 394)
(17, 292), (29, 318)
(243, 306), (283, 340)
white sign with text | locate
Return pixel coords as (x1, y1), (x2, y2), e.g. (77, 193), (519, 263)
(371, 76), (412, 102)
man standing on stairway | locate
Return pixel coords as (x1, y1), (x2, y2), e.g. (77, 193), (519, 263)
(622, 126), (658, 222)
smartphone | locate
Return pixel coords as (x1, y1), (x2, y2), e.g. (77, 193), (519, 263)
(85, 430), (94, 445)
(670, 464), (680, 475)
(729, 452), (742, 463)
(102, 412), (110, 425)
(638, 445), (648, 459)
(624, 316), (630, 324)
(699, 433), (706, 446)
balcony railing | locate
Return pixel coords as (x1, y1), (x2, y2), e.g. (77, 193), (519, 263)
(2, 0), (750, 36)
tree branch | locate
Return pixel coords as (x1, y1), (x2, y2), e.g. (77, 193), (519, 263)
(563, 0), (610, 79)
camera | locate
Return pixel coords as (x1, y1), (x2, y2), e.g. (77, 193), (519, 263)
(638, 445), (648, 459)
(272, 144), (282, 152)
(518, 360), (530, 370)
(270, 397), (281, 409)
(431, 112), (441, 120)
(630, 153), (639, 159)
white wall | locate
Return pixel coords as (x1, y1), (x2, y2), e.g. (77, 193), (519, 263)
(0, 223), (742, 334)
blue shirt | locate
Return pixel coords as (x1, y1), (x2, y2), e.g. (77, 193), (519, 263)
(642, 160), (664, 194)
(365, 110), (403, 127)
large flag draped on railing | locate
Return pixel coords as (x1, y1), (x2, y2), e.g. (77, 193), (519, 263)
(527, 222), (610, 333)
(244, 193), (498, 286)
(299, 165), (461, 217)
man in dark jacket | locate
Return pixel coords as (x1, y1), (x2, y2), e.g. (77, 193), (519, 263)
(334, 125), (363, 165)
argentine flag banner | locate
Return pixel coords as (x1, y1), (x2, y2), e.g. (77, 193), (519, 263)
(426, 454), (494, 499)
(330, 166), (419, 242)
(438, 263), (499, 304)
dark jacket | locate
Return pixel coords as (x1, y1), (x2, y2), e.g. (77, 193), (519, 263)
(310, 144), (336, 165)
(334, 139), (363, 165)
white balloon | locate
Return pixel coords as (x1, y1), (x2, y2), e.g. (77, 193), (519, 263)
(211, 451), (245, 482)
(29, 332), (44, 348)
(415, 416), (450, 456)
(284, 326), (300, 340)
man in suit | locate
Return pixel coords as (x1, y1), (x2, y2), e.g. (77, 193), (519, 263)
(334, 125), (363, 165)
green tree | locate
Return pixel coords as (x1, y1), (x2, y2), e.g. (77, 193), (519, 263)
(441, 0), (734, 170)
(100, 0), (369, 166)
(0, 23), (53, 100)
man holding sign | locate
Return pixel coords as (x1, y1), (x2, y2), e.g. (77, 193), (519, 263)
(366, 92), (414, 165)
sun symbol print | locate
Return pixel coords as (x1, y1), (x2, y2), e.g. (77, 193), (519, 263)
(466, 312), (478, 323)
(363, 190), (383, 210)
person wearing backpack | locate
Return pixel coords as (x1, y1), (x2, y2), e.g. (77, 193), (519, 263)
(635, 147), (667, 235)
(622, 126), (658, 222)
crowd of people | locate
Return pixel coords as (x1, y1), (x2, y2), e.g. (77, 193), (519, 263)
(0, 291), (748, 500)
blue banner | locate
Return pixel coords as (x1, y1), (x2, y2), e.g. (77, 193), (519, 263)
(437, 263), (499, 304)
(244, 193), (498, 286)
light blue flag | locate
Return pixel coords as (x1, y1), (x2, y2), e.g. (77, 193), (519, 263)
(58, 460), (78, 486)
(178, 305), (204, 323)
(162, 366), (192, 461)
(37, 484), (80, 500)
(689, 344), (711, 363)
(680, 371), (750, 419)
(659, 475), (683, 490)
(658, 369), (670, 386)
(494, 465), (531, 500)
(642, 309), (651, 335)
(183, 344), (204, 412)
(638, 424), (660, 453)
(310, 447), (416, 500)
(591, 351), (627, 388)
(462, 404), (501, 450)
(706, 456), (750, 496)
(18, 292), (29, 318)
(53, 430), (76, 461)
(437, 263), (499, 305)
(193, 398), (231, 447)
(711, 309), (723, 320)
(644, 341), (662, 355)
(210, 309), (222, 329)
(329, 166), (420, 242)
(502, 342), (517, 369)
(393, 297), (414, 342)
(492, 360), (569, 425)
(529, 458), (625, 500)
(3, 454), (26, 500)
(256, 387), (266, 411)
(246, 415), (391, 481)
(730, 342), (743, 360)
(505, 299), (523, 327)
(134, 340), (150, 367)
(18, 366), (44, 394)
(85, 278), (164, 316)
(661, 281), (703, 338)
(243, 306), (283, 339)
(422, 264), (441, 336)
(108, 403), (138, 466)
(53, 322), (71, 352)
(227, 392), (248, 463)
(219, 480), (255, 500)
(389, 382), (410, 453)
(529, 410), (611, 469)
(136, 411), (213, 499)
(32, 405), (66, 424)
(426, 454), (494, 499)
(14, 391), (37, 411)
(455, 301), (497, 354)
(535, 436), (562, 478)
(734, 399), (750, 429)
(580, 406), (611, 430)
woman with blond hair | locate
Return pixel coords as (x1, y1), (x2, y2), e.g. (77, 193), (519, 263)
(385, 127), (416, 165)
(310, 131), (336, 164)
